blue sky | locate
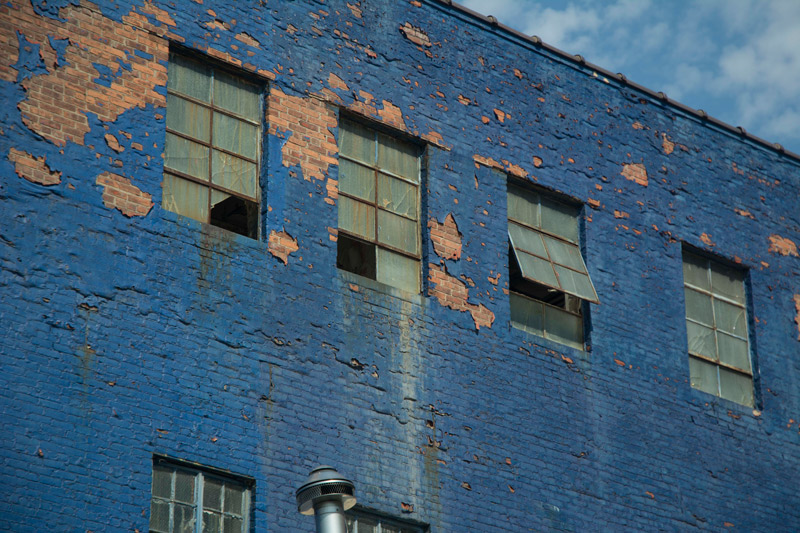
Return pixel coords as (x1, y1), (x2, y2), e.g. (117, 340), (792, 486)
(462, 0), (800, 154)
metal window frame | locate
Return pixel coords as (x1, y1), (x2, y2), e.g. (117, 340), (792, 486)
(346, 508), (427, 533)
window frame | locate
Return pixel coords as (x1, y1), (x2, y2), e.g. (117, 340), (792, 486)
(149, 456), (253, 533)
(162, 49), (265, 239)
(336, 116), (424, 293)
(682, 249), (755, 406)
(346, 507), (428, 533)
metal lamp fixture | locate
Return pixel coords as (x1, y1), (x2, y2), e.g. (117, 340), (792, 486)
(296, 466), (356, 533)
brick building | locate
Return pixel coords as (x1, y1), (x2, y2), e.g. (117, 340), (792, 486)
(1, 0), (799, 531)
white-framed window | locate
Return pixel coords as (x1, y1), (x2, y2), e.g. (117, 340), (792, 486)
(162, 51), (263, 238)
(336, 118), (422, 293)
(683, 250), (754, 405)
(507, 182), (599, 349)
(346, 509), (427, 533)
(149, 457), (251, 533)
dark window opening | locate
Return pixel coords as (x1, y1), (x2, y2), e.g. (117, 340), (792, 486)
(337, 233), (377, 280)
(210, 196), (259, 238)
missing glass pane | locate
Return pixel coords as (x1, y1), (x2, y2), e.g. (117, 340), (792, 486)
(337, 233), (376, 280)
(210, 193), (258, 238)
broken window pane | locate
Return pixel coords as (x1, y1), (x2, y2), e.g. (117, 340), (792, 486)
(339, 120), (374, 164)
(210, 190), (258, 238)
(377, 209), (418, 254)
(377, 173), (417, 218)
(378, 133), (419, 181)
(169, 53), (211, 102)
(165, 133), (209, 180)
(163, 174), (209, 223)
(337, 234), (376, 279)
(212, 112), (258, 159)
(174, 503), (196, 532)
(339, 159), (375, 202)
(684, 288), (713, 326)
(214, 70), (259, 119)
(211, 150), (257, 198)
(167, 94), (211, 142)
(719, 367), (753, 406)
(686, 320), (716, 361)
(540, 196), (579, 243)
(338, 196), (375, 240)
(376, 248), (419, 293)
(689, 356), (719, 396)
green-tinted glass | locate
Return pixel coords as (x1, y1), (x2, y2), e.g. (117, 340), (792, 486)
(377, 209), (418, 254)
(213, 112), (258, 159)
(378, 133), (419, 181)
(554, 265), (597, 302)
(540, 196), (579, 243)
(338, 196), (375, 240)
(167, 94), (211, 141)
(719, 367), (753, 406)
(376, 248), (419, 293)
(686, 320), (716, 361)
(508, 185), (539, 227)
(165, 133), (209, 180)
(516, 250), (558, 287)
(169, 53), (211, 102)
(340, 121), (374, 164)
(214, 70), (260, 118)
(339, 159), (375, 202)
(682, 252), (710, 290)
(714, 299), (747, 337)
(684, 288), (713, 326)
(543, 235), (586, 272)
(377, 173), (417, 218)
(211, 150), (258, 198)
(717, 331), (750, 371)
(510, 292), (544, 336)
(508, 223), (547, 257)
(544, 304), (583, 350)
(710, 261), (745, 303)
(689, 356), (719, 396)
(163, 174), (209, 223)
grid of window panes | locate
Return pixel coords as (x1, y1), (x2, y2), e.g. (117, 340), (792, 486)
(337, 119), (421, 293)
(508, 183), (597, 349)
(683, 251), (753, 405)
(346, 510), (426, 533)
(163, 52), (261, 238)
(150, 460), (250, 533)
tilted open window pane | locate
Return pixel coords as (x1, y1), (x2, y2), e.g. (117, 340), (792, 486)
(682, 250), (753, 406)
(163, 51), (262, 239)
(337, 118), (421, 293)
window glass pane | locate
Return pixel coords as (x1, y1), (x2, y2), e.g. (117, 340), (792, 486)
(553, 265), (597, 302)
(224, 485), (244, 515)
(204, 478), (223, 511)
(214, 70), (260, 119)
(167, 94), (211, 141)
(174, 503), (196, 532)
(165, 133), (209, 180)
(508, 223), (546, 257)
(346, 516), (356, 533)
(340, 121), (374, 163)
(382, 525), (402, 533)
(540, 197), (579, 243)
(338, 196), (375, 241)
(356, 516), (378, 532)
(213, 113), (258, 159)
(149, 499), (170, 533)
(376, 248), (419, 293)
(713, 299), (747, 337)
(719, 367), (754, 406)
(543, 235), (586, 272)
(378, 133), (419, 181)
(211, 150), (257, 198)
(710, 262), (745, 303)
(169, 54), (211, 102)
(223, 516), (244, 533)
(682, 252), (710, 290)
(544, 305), (583, 349)
(717, 331), (751, 371)
(377, 173), (417, 218)
(508, 185), (539, 227)
(152, 465), (173, 499)
(339, 159), (375, 202)
(174, 470), (196, 504)
(203, 511), (221, 533)
(516, 250), (558, 287)
(377, 209), (418, 254)
(684, 288), (713, 326)
(163, 174), (209, 223)
(689, 356), (719, 396)
(510, 292), (544, 336)
(686, 321), (716, 361)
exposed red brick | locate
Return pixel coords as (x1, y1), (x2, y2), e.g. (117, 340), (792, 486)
(513, 68), (523, 79)
(104, 134), (123, 153)
(457, 94), (471, 105)
(700, 233), (715, 247)
(632, 121), (645, 130)
(400, 22), (431, 47)
(96, 172), (152, 217)
(234, 32), (260, 48)
(621, 163), (648, 186)
(734, 208), (755, 219)
(347, 2), (363, 18)
(493, 108), (506, 123)
(768, 234), (798, 257)
(429, 213), (462, 261)
(378, 100), (406, 131)
(8, 148), (61, 186)
(268, 229), (299, 264)
(613, 210), (630, 219)
(328, 72), (349, 91)
(662, 133), (674, 155)
(428, 263), (494, 330)
(533, 156), (543, 167)
(793, 295), (800, 341)
(587, 198), (600, 209)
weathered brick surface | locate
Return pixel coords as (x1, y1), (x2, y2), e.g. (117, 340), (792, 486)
(1, 1), (799, 532)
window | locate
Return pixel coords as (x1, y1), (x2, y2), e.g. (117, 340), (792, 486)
(682, 250), (754, 405)
(149, 458), (251, 533)
(346, 509), (427, 533)
(336, 119), (422, 293)
(507, 182), (598, 349)
(162, 51), (262, 238)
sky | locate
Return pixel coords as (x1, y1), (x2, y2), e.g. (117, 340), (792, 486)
(461, 0), (800, 155)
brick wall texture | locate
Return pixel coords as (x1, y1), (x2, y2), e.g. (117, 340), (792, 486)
(1, 0), (799, 531)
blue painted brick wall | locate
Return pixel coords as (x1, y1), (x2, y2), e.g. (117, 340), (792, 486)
(1, 0), (799, 531)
